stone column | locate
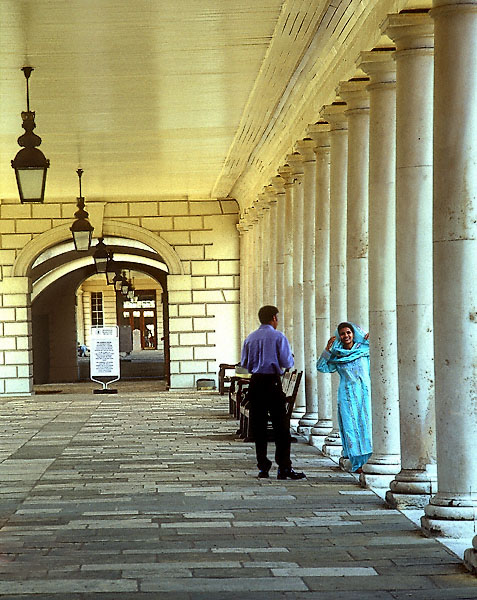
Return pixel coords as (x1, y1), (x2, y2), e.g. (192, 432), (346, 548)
(287, 151), (306, 419)
(256, 193), (269, 307)
(308, 122), (333, 447)
(320, 102), (348, 458)
(248, 205), (260, 329)
(76, 289), (85, 345)
(0, 277), (33, 396)
(420, 1), (477, 547)
(296, 138), (319, 432)
(265, 185), (278, 306)
(237, 220), (247, 343)
(384, 12), (438, 508)
(338, 78), (370, 330)
(358, 48), (401, 489)
(272, 174), (286, 316)
(279, 165), (294, 342)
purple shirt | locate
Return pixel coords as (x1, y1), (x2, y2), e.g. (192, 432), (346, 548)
(241, 324), (294, 375)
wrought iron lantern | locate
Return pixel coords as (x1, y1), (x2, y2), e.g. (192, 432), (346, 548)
(11, 67), (50, 203)
(93, 237), (111, 274)
(70, 169), (94, 251)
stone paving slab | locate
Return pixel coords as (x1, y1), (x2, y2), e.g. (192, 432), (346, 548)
(0, 389), (475, 599)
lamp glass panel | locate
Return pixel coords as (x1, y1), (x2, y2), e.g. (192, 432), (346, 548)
(73, 230), (92, 252)
(95, 258), (108, 273)
(16, 167), (46, 202)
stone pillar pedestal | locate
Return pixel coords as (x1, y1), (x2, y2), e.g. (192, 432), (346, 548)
(383, 11), (437, 509)
(319, 102), (348, 457)
(338, 78), (370, 330)
(279, 165), (294, 342)
(308, 122), (333, 446)
(296, 139), (318, 433)
(287, 151), (306, 419)
(0, 276), (33, 396)
(421, 0), (477, 542)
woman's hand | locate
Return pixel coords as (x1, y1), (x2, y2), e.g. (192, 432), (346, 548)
(364, 333), (369, 340)
(326, 336), (336, 351)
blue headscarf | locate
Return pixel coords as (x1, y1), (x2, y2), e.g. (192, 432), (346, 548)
(328, 322), (369, 364)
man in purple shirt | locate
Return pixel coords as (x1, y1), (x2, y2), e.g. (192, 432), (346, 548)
(241, 305), (306, 480)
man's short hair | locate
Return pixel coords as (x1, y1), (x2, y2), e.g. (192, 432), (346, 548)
(258, 305), (279, 324)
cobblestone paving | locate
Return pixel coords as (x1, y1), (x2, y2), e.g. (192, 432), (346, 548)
(0, 389), (476, 599)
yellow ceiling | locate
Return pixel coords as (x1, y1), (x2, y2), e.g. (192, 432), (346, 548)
(0, 0), (429, 207)
(0, 0), (289, 202)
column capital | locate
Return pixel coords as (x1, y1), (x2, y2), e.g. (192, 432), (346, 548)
(247, 205), (259, 225)
(236, 221), (249, 234)
(320, 102), (348, 131)
(278, 164), (293, 186)
(271, 174), (286, 195)
(358, 49), (396, 85)
(307, 121), (330, 150)
(337, 78), (370, 111)
(264, 184), (277, 205)
(383, 11), (434, 51)
(431, 3), (477, 18)
(295, 138), (316, 162)
(286, 151), (304, 176)
(254, 193), (269, 214)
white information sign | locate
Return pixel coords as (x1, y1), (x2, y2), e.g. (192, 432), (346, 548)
(90, 326), (120, 379)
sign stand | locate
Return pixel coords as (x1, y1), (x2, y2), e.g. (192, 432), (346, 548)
(90, 326), (120, 394)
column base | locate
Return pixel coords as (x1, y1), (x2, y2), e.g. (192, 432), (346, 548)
(386, 491), (429, 509)
(296, 425), (312, 436)
(385, 467), (437, 509)
(322, 443), (343, 459)
(421, 493), (477, 538)
(309, 434), (328, 450)
(322, 428), (342, 458)
(311, 419), (333, 436)
(360, 457), (401, 489)
(298, 412), (318, 428)
(464, 543), (477, 575)
(291, 408), (306, 420)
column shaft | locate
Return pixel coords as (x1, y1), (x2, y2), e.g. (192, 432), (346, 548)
(281, 166), (294, 343)
(320, 103), (348, 457)
(308, 123), (333, 446)
(422, 1), (477, 544)
(384, 12), (437, 509)
(359, 49), (401, 488)
(273, 175), (286, 317)
(338, 79), (370, 330)
(287, 152), (306, 418)
(296, 139), (318, 431)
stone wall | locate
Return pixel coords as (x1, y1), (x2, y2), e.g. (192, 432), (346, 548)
(0, 197), (241, 393)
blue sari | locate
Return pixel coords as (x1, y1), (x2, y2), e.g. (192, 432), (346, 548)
(316, 323), (372, 471)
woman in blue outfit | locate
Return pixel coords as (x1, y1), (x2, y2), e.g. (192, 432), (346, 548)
(316, 322), (372, 473)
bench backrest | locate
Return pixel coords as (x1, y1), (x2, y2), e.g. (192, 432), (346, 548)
(285, 371), (302, 420)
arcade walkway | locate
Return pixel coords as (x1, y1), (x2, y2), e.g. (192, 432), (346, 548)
(0, 387), (475, 599)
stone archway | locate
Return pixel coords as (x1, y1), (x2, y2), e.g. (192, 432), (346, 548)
(12, 220), (184, 278)
(2, 220), (185, 395)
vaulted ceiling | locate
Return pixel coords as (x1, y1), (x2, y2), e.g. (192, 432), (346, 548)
(0, 0), (427, 210)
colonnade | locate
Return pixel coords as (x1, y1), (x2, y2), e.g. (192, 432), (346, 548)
(237, 2), (477, 574)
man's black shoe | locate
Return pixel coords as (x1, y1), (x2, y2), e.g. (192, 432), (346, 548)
(258, 470), (270, 478)
(277, 468), (306, 480)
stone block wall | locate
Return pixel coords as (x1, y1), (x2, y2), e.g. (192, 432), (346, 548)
(0, 197), (241, 393)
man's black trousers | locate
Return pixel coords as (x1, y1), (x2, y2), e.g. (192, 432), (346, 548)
(247, 373), (292, 472)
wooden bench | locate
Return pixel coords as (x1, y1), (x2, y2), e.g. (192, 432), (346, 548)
(237, 370), (302, 442)
(218, 363), (237, 396)
(228, 375), (250, 419)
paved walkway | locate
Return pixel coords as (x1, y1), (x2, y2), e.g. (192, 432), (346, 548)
(0, 387), (476, 599)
